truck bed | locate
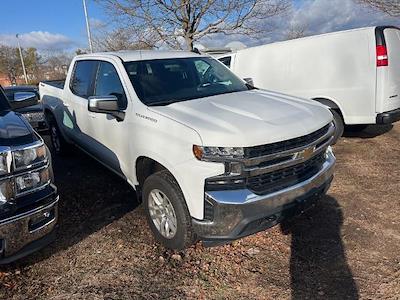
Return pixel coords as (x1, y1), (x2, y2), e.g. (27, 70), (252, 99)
(40, 80), (65, 89)
(39, 80), (65, 104)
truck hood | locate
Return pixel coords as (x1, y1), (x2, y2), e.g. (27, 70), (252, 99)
(149, 90), (333, 147)
(0, 111), (36, 146)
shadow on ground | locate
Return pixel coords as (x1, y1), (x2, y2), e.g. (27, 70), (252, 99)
(343, 124), (393, 139)
(281, 196), (359, 300)
(1, 145), (140, 269)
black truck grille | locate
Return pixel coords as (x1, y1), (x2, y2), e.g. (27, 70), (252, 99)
(247, 152), (326, 195)
(245, 124), (331, 158)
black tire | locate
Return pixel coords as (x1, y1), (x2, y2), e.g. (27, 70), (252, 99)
(345, 124), (369, 132)
(331, 110), (344, 144)
(46, 113), (71, 155)
(143, 170), (196, 250)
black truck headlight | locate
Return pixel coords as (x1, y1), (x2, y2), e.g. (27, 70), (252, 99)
(13, 144), (47, 170)
(0, 151), (11, 175)
(15, 167), (50, 196)
(0, 179), (14, 203)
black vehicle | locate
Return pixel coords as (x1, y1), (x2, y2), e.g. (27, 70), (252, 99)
(4, 85), (48, 133)
(0, 85), (58, 264)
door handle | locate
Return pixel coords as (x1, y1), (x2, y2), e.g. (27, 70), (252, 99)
(88, 112), (96, 118)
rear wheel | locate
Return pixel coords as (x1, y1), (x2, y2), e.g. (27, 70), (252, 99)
(331, 110), (344, 144)
(47, 114), (71, 155)
(143, 170), (196, 250)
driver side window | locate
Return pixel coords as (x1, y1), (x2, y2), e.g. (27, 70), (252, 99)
(94, 62), (127, 110)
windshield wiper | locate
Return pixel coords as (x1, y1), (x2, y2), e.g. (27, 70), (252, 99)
(146, 99), (186, 107)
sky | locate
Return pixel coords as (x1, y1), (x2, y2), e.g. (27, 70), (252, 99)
(0, 0), (398, 51)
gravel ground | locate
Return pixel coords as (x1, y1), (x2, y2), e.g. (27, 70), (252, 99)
(0, 124), (399, 300)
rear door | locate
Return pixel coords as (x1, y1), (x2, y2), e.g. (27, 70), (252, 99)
(376, 27), (400, 113)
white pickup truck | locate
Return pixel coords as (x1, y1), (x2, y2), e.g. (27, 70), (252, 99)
(39, 51), (335, 249)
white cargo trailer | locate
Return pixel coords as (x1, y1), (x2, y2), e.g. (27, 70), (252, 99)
(217, 26), (400, 141)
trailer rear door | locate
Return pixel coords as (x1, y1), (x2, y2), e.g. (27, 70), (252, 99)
(377, 27), (400, 113)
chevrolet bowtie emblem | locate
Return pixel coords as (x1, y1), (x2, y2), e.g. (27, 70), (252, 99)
(302, 147), (316, 160)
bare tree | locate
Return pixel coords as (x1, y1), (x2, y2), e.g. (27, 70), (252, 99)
(0, 45), (22, 85)
(358, 0), (400, 17)
(96, 0), (291, 50)
(93, 26), (157, 51)
(285, 23), (308, 40)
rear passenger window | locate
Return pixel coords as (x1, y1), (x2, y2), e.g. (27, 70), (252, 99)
(70, 60), (98, 98)
(94, 62), (127, 109)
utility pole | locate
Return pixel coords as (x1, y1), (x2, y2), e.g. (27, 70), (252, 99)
(16, 34), (28, 84)
(82, 0), (93, 53)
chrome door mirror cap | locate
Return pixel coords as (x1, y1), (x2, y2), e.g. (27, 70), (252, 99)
(88, 95), (125, 121)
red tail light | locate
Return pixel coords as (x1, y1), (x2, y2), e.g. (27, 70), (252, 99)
(377, 45), (388, 67)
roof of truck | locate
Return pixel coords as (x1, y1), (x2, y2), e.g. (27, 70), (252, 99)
(76, 50), (204, 62)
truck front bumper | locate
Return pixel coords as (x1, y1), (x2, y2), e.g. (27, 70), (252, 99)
(192, 151), (335, 246)
(376, 108), (400, 124)
(0, 190), (59, 264)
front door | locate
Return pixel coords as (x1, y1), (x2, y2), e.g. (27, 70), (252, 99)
(86, 60), (129, 176)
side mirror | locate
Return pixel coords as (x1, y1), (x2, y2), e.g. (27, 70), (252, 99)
(243, 78), (254, 86)
(88, 95), (125, 121)
(11, 92), (38, 109)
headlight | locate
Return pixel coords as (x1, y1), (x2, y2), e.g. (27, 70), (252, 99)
(193, 145), (244, 161)
(22, 112), (45, 122)
(15, 167), (50, 196)
(0, 152), (11, 175)
(0, 179), (14, 203)
(13, 144), (47, 170)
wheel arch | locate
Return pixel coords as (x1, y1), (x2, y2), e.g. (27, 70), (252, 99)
(44, 107), (71, 143)
(135, 156), (170, 188)
(312, 97), (346, 124)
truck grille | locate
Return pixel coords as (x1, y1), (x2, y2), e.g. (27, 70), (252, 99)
(245, 124), (331, 158)
(205, 122), (334, 197)
(247, 152), (326, 195)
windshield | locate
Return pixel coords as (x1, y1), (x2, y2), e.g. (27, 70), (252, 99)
(124, 57), (249, 106)
(0, 87), (11, 112)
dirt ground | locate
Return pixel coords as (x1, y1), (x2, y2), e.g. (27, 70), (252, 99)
(0, 124), (399, 300)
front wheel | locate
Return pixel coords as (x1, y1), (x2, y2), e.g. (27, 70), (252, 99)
(143, 170), (196, 250)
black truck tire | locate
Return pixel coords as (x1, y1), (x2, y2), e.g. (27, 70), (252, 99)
(143, 170), (196, 250)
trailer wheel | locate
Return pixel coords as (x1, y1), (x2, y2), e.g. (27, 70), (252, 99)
(143, 170), (196, 250)
(331, 110), (344, 144)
